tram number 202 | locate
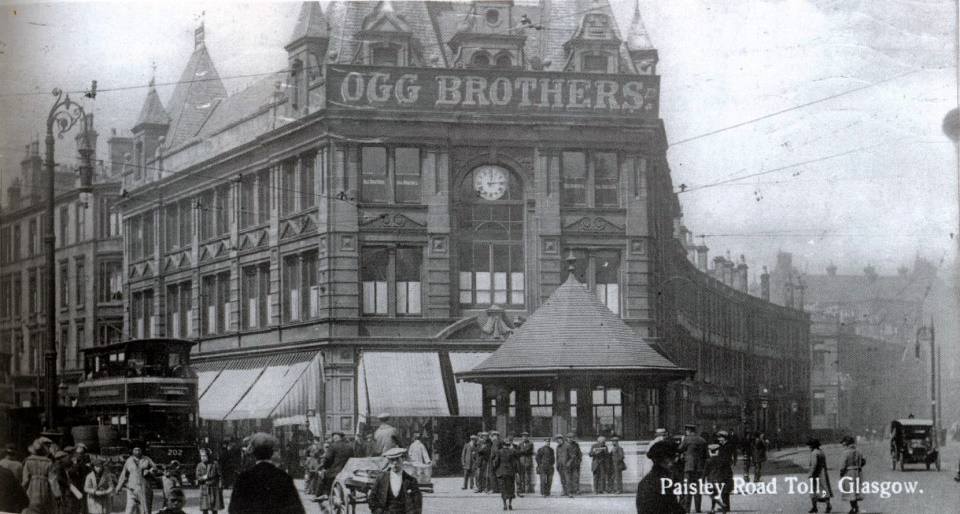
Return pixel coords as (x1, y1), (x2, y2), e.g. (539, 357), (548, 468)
(167, 449), (184, 457)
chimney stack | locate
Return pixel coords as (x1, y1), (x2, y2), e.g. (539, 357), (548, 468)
(696, 245), (709, 271)
(760, 266), (770, 301)
(736, 261), (749, 293)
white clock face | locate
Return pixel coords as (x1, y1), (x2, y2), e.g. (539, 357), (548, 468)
(473, 166), (508, 201)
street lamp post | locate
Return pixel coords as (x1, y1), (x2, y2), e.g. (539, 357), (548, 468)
(42, 87), (93, 433)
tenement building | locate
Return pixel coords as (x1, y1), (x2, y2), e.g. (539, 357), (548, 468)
(118, 0), (809, 470)
(0, 122), (125, 439)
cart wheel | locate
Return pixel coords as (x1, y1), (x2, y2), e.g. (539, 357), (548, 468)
(329, 483), (348, 514)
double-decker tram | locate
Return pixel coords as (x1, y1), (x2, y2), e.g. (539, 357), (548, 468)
(77, 338), (200, 477)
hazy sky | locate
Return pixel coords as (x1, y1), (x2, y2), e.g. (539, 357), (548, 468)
(0, 0), (956, 278)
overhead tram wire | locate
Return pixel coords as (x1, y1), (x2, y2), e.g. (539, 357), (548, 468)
(0, 4), (610, 99)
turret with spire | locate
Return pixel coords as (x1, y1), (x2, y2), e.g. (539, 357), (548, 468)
(285, 1), (329, 115)
(131, 70), (169, 183)
(626, 0), (658, 75)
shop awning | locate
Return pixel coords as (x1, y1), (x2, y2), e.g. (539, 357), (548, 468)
(358, 352), (450, 418)
(449, 352), (492, 417)
(193, 361), (225, 399)
(199, 356), (272, 421)
(273, 352), (323, 427)
(225, 352), (315, 421)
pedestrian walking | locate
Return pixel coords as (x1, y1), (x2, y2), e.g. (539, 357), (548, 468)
(635, 440), (684, 514)
(21, 438), (55, 513)
(610, 437), (625, 494)
(196, 449), (225, 514)
(84, 458), (117, 514)
(0, 464), (29, 514)
(116, 442), (156, 514)
(318, 432), (354, 499)
(1, 443), (24, 483)
(373, 413), (401, 456)
(702, 444), (726, 513)
(806, 438), (833, 513)
(228, 432), (306, 514)
(461, 435), (477, 490)
(838, 436), (865, 513)
(740, 431), (755, 482)
(678, 424), (708, 513)
(368, 447), (422, 514)
(714, 431), (736, 512)
(475, 432), (491, 493)
(493, 435), (519, 510)
(589, 436), (610, 493)
(516, 432), (535, 494)
(752, 433), (768, 482)
(535, 437), (556, 497)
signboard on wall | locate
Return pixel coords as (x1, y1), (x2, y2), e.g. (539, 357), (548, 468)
(325, 65), (660, 118)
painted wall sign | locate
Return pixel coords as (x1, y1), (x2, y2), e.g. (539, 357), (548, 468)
(326, 65), (659, 118)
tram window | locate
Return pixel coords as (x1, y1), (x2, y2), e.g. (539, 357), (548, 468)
(169, 352), (182, 367)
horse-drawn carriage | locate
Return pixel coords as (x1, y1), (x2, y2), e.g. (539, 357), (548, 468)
(890, 418), (940, 471)
(322, 457), (432, 514)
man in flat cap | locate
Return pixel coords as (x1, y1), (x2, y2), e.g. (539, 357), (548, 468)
(228, 433), (305, 514)
(610, 437), (626, 494)
(369, 448), (422, 514)
(678, 424), (708, 513)
(461, 435), (477, 490)
(487, 431), (502, 494)
(516, 432), (535, 495)
(373, 413), (401, 456)
(407, 432), (431, 466)
(559, 432), (582, 497)
(116, 442), (156, 514)
(636, 440), (684, 514)
(589, 436), (610, 494)
(536, 437), (556, 497)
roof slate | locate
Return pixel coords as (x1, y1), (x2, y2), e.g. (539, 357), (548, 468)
(164, 45), (228, 151)
(134, 84), (170, 130)
(464, 275), (685, 376)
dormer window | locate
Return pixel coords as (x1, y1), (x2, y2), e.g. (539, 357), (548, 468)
(494, 53), (513, 69)
(471, 52), (491, 68)
(372, 44), (401, 66)
(582, 53), (610, 73)
(485, 8), (501, 26)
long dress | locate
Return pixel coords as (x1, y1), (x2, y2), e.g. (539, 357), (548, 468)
(84, 470), (117, 514)
(839, 445), (865, 502)
(808, 448), (833, 501)
(196, 460), (225, 510)
(21, 454), (55, 512)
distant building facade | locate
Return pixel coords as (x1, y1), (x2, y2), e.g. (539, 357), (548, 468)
(0, 125), (125, 426)
(117, 0), (811, 468)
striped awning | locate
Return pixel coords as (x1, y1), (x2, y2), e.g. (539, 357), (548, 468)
(225, 352), (315, 420)
(358, 352), (450, 418)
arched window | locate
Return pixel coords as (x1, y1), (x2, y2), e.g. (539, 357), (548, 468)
(471, 51), (491, 68)
(457, 165), (524, 307)
(494, 53), (513, 69)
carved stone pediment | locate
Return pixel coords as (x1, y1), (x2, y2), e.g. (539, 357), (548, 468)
(358, 209), (426, 229)
(562, 215), (624, 232)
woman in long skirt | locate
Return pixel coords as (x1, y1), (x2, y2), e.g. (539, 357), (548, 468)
(807, 439), (833, 513)
(492, 436), (518, 511)
(196, 448), (225, 514)
(839, 436), (865, 513)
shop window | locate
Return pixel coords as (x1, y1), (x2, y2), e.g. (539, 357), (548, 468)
(283, 250), (320, 322)
(202, 271), (231, 335)
(360, 147), (420, 204)
(561, 151), (620, 208)
(242, 263), (270, 329)
(361, 247), (422, 316)
(592, 386), (623, 437)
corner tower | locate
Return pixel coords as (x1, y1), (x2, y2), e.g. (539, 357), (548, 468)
(285, 1), (329, 116)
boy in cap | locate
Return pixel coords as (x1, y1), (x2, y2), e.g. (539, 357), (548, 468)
(157, 487), (186, 514)
(369, 448), (422, 514)
(161, 461), (182, 510)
